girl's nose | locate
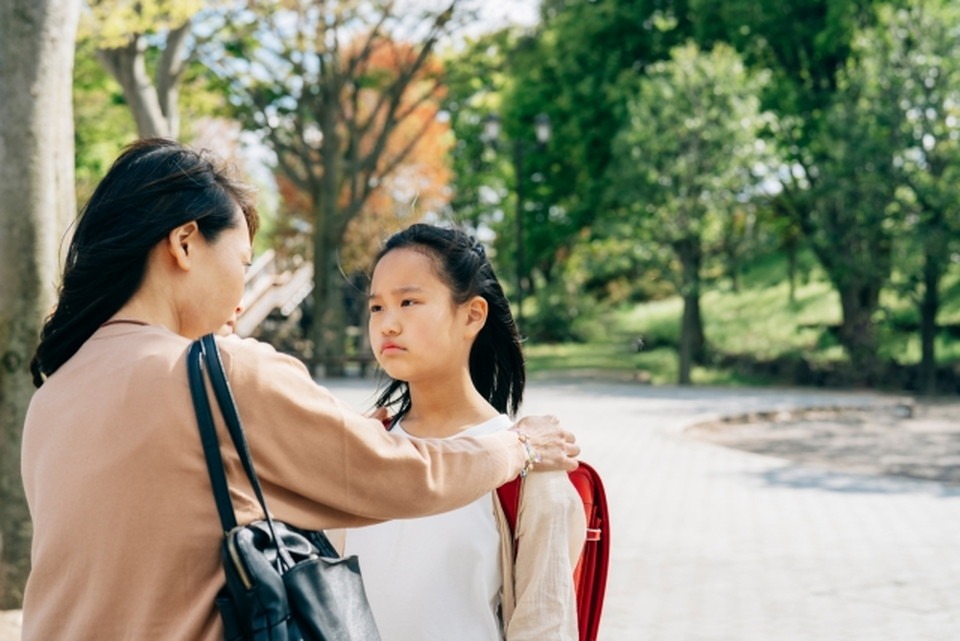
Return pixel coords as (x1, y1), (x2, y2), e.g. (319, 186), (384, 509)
(380, 311), (400, 336)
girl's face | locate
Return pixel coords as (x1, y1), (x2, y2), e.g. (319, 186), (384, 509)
(368, 247), (483, 384)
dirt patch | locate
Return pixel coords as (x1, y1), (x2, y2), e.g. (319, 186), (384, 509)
(686, 400), (960, 485)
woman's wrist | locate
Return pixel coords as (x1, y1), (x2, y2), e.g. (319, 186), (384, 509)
(510, 426), (543, 477)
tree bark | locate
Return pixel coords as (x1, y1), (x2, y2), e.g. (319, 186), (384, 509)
(675, 237), (706, 385)
(918, 250), (941, 396)
(786, 235), (798, 305)
(97, 20), (190, 140)
(98, 37), (170, 137)
(0, 0), (80, 607)
(837, 282), (881, 383)
(307, 58), (345, 378)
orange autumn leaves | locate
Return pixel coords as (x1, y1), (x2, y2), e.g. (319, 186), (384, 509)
(277, 36), (453, 273)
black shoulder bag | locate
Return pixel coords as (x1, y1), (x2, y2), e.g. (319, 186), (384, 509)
(188, 334), (382, 641)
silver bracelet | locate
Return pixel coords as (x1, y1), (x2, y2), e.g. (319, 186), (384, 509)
(511, 428), (542, 477)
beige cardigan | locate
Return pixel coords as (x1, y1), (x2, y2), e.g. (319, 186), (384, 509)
(496, 471), (586, 641)
(20, 324), (527, 641)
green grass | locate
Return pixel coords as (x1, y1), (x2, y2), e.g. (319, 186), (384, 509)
(524, 342), (642, 373)
(524, 251), (960, 386)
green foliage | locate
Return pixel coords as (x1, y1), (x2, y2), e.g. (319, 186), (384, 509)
(489, 0), (694, 286)
(876, 1), (960, 298)
(602, 41), (773, 381)
(73, 40), (136, 203)
(80, 0), (206, 47)
(523, 276), (597, 344)
(439, 29), (516, 232)
(528, 249), (960, 386)
(524, 341), (662, 381)
(607, 42), (774, 255)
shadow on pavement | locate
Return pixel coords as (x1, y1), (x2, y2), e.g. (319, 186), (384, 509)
(749, 465), (960, 498)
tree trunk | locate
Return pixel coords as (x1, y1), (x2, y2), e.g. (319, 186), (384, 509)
(310, 207), (348, 378)
(675, 237), (706, 385)
(837, 282), (881, 383)
(0, 0), (80, 607)
(786, 236), (797, 305)
(155, 22), (190, 139)
(97, 25), (187, 139)
(310, 89), (348, 377)
(728, 253), (740, 293)
(918, 250), (941, 396)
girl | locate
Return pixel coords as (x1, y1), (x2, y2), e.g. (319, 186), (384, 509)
(345, 224), (586, 641)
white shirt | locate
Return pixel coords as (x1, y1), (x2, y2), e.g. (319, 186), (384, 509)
(345, 415), (512, 641)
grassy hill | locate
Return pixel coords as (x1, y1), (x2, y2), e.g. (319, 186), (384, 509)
(525, 251), (960, 388)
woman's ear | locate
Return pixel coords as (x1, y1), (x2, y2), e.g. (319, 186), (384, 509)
(464, 295), (488, 339)
(165, 222), (200, 271)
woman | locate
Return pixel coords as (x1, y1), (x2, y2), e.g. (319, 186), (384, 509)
(345, 224), (586, 641)
(20, 139), (578, 641)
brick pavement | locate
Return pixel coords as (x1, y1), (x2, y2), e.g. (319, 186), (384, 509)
(514, 383), (960, 641)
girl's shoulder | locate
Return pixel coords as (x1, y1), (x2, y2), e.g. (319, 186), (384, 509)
(518, 469), (583, 519)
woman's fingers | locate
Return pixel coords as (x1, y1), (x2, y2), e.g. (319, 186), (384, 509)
(514, 415), (579, 473)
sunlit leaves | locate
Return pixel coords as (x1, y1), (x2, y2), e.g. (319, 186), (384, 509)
(80, 0), (206, 47)
(610, 42), (774, 249)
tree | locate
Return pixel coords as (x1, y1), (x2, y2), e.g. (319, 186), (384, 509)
(872, 0), (960, 393)
(687, 0), (901, 378)
(0, 0), (81, 607)
(440, 28), (516, 234)
(338, 106), (452, 274)
(73, 38), (137, 203)
(81, 0), (214, 138)
(771, 5), (906, 382)
(219, 0), (460, 375)
(499, 1), (694, 300)
(607, 42), (773, 384)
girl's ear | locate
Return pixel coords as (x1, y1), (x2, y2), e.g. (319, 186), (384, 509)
(165, 222), (200, 271)
(464, 295), (488, 339)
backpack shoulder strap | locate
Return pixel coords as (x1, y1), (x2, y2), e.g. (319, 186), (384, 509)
(567, 461), (610, 641)
(568, 462), (606, 543)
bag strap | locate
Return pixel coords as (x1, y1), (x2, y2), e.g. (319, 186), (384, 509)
(188, 339), (238, 532)
(198, 334), (272, 516)
(189, 335), (294, 568)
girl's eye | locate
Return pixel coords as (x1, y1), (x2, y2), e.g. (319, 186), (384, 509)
(400, 299), (416, 307)
(369, 304), (382, 313)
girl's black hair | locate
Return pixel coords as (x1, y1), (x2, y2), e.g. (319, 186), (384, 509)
(372, 223), (525, 419)
(30, 137), (258, 387)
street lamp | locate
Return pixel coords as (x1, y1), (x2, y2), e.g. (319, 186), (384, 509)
(481, 112), (551, 330)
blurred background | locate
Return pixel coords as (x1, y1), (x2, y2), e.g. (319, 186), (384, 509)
(2, 0), (960, 612)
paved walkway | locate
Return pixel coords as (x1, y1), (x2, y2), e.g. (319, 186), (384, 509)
(325, 380), (960, 641)
(518, 383), (959, 641)
(3, 382), (958, 640)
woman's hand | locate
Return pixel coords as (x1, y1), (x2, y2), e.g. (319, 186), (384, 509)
(512, 415), (580, 473)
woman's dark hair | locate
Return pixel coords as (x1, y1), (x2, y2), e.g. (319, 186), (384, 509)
(372, 223), (525, 419)
(30, 137), (258, 387)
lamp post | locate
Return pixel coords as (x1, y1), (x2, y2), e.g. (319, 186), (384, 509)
(482, 112), (552, 329)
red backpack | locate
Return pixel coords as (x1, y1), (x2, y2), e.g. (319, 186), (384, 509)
(497, 462), (610, 641)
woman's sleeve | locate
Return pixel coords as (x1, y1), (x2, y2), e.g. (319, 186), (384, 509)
(506, 471), (587, 641)
(217, 337), (526, 529)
